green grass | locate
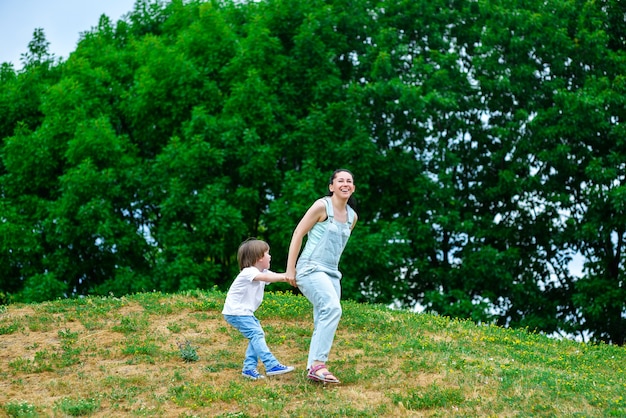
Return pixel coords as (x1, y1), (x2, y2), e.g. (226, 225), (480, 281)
(0, 289), (624, 417)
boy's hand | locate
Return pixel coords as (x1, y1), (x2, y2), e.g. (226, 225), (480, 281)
(285, 276), (297, 287)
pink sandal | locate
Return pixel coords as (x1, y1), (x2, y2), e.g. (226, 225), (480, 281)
(307, 363), (341, 384)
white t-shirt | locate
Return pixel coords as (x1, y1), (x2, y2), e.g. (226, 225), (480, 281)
(222, 266), (268, 316)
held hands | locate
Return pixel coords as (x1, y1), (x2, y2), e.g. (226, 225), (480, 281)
(285, 267), (298, 287)
(284, 276), (297, 287)
(285, 267), (297, 287)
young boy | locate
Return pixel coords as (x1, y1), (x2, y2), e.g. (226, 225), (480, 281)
(222, 238), (296, 380)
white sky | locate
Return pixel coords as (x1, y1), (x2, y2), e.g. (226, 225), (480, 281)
(0, 0), (138, 69)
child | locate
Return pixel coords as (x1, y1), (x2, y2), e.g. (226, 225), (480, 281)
(222, 238), (296, 380)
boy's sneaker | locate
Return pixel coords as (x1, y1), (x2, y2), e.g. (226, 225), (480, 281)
(266, 363), (295, 376)
(242, 369), (265, 380)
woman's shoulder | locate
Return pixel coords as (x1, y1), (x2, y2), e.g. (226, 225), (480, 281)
(305, 198), (329, 222)
(305, 197), (327, 212)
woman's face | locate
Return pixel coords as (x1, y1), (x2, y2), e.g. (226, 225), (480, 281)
(329, 171), (355, 198)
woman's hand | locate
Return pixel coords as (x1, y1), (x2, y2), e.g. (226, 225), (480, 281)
(285, 268), (297, 287)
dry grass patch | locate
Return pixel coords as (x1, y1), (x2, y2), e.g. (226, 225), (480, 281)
(0, 290), (624, 417)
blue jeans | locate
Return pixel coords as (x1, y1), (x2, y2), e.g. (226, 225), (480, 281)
(296, 267), (342, 369)
(224, 315), (280, 371)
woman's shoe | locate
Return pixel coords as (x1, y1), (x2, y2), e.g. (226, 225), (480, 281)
(307, 363), (340, 384)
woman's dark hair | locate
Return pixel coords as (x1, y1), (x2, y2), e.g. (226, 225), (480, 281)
(327, 168), (357, 210)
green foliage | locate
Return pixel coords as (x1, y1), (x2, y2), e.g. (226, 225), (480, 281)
(177, 340), (199, 363)
(113, 314), (150, 334)
(1, 0), (625, 344)
(54, 397), (100, 417)
(391, 384), (465, 411)
(3, 400), (38, 418)
(16, 273), (66, 303)
(0, 319), (19, 335)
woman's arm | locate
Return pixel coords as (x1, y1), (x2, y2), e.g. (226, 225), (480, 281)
(285, 199), (327, 278)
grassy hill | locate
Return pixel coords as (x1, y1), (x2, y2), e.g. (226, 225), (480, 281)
(0, 290), (624, 417)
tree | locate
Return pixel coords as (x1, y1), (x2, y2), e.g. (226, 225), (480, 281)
(1, 0), (624, 344)
(20, 28), (54, 68)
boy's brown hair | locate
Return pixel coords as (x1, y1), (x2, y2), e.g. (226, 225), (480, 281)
(237, 238), (270, 270)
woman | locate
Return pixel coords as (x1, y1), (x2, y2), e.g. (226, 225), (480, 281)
(286, 169), (358, 384)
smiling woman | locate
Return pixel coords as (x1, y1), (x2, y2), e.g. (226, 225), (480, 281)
(285, 169), (359, 384)
(0, 0), (136, 69)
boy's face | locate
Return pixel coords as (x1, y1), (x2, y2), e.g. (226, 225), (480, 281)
(258, 251), (271, 270)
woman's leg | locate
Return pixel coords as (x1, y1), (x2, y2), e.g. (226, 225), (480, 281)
(298, 271), (342, 369)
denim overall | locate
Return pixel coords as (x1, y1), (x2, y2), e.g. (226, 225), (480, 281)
(296, 197), (354, 369)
